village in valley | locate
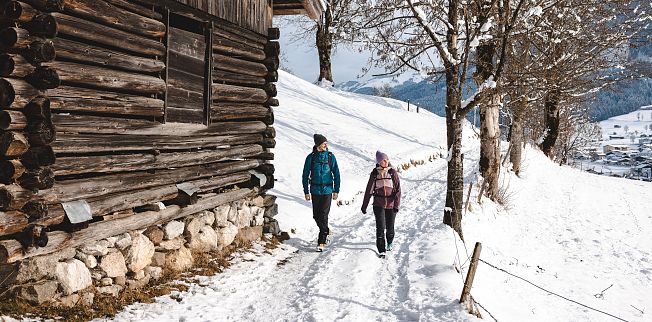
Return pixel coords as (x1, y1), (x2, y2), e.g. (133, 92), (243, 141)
(574, 106), (652, 180)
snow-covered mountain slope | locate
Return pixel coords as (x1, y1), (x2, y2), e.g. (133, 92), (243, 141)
(105, 71), (652, 322)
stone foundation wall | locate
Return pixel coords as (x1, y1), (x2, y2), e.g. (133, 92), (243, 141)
(0, 194), (280, 308)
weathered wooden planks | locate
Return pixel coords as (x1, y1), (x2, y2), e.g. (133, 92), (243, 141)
(52, 12), (165, 57)
(62, 0), (165, 38)
(48, 61), (166, 95)
(53, 38), (165, 73)
(48, 85), (164, 117)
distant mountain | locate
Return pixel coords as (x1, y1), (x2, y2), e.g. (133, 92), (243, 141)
(336, 72), (477, 117)
(339, 44), (652, 123)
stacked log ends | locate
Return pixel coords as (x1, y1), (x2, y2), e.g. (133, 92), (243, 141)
(0, 2), (59, 230)
(261, 28), (279, 161)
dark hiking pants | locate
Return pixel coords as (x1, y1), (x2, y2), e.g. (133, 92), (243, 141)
(312, 194), (332, 245)
(373, 206), (396, 253)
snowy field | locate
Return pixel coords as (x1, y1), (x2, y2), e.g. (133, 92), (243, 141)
(600, 108), (652, 141)
(42, 71), (652, 321)
(575, 108), (652, 176)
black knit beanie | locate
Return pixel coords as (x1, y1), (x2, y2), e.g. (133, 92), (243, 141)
(313, 134), (327, 146)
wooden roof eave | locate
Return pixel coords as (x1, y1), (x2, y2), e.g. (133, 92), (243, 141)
(301, 0), (324, 20)
(273, 0), (324, 20)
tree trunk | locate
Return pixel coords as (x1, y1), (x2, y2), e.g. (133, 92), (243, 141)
(441, 0), (464, 239)
(479, 94), (501, 200)
(315, 6), (333, 84)
(509, 95), (526, 175)
(539, 89), (560, 157)
(474, 0), (501, 201)
(443, 77), (464, 239)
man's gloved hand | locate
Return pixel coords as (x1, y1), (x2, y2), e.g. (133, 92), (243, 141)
(394, 208), (399, 214)
(361, 207), (366, 214)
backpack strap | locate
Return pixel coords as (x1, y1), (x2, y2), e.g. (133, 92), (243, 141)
(388, 168), (398, 195)
(309, 151), (335, 183)
(328, 152), (333, 174)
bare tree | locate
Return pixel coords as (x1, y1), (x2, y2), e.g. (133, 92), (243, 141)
(530, 0), (648, 158)
(279, 0), (365, 84)
(374, 83), (394, 98)
(556, 109), (602, 164)
(357, 0), (528, 238)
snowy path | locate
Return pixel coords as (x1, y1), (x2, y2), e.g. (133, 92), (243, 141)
(106, 152), (476, 322)
(99, 72), (652, 322)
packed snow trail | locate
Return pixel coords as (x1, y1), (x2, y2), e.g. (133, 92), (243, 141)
(107, 148), (478, 322)
(101, 71), (652, 322)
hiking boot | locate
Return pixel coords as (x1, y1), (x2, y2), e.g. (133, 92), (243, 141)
(317, 244), (326, 252)
(378, 252), (386, 259)
(387, 243), (393, 251)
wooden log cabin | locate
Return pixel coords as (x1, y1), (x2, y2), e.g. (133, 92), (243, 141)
(0, 0), (324, 265)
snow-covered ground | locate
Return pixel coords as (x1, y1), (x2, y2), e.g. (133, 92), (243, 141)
(96, 71), (652, 322)
(600, 109), (652, 141)
(575, 108), (652, 176)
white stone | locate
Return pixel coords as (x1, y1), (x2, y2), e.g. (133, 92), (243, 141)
(127, 275), (151, 290)
(57, 294), (80, 307)
(151, 252), (166, 267)
(144, 266), (163, 280)
(132, 270), (145, 280)
(15, 248), (76, 283)
(251, 196), (265, 207)
(235, 207), (252, 228)
(55, 259), (92, 295)
(213, 205), (230, 228)
(165, 246), (193, 272)
(217, 222), (239, 247)
(79, 292), (94, 306)
(187, 225), (218, 252)
(157, 236), (184, 251)
(99, 251), (128, 278)
(97, 285), (122, 297)
(105, 237), (118, 248)
(17, 281), (59, 305)
(115, 233), (132, 250)
(75, 251), (97, 269)
(251, 206), (265, 226)
(100, 277), (113, 286)
(114, 276), (126, 286)
(126, 233), (155, 272)
(185, 211), (215, 237)
(163, 220), (185, 240)
(227, 202), (238, 222)
(199, 210), (215, 226)
(79, 241), (109, 257)
(91, 272), (104, 280)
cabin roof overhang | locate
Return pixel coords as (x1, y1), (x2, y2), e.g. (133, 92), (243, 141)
(273, 0), (325, 20)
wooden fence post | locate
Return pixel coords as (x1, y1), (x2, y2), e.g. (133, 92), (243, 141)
(460, 242), (482, 303)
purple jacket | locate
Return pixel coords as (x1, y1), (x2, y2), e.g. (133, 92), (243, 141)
(361, 166), (401, 211)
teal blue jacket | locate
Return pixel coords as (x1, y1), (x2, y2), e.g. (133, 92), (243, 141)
(302, 149), (341, 195)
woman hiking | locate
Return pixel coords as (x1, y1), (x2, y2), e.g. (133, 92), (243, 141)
(361, 151), (401, 259)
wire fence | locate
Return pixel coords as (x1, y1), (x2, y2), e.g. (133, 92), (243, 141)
(449, 179), (637, 322)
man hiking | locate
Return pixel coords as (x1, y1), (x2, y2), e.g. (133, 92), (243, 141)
(302, 134), (341, 252)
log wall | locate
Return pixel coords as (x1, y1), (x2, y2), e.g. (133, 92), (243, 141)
(173, 0), (271, 36)
(0, 0), (278, 264)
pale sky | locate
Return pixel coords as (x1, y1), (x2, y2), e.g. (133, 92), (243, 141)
(276, 22), (375, 85)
